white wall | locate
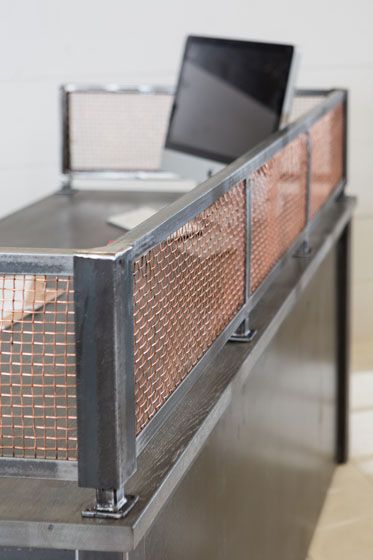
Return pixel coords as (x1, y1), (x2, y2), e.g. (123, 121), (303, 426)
(1, 0), (372, 365)
(0, 0), (371, 216)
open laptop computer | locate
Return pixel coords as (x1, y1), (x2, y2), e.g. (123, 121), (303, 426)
(161, 35), (300, 184)
(108, 35), (300, 229)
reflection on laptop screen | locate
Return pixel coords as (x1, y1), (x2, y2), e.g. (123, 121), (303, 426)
(165, 36), (296, 165)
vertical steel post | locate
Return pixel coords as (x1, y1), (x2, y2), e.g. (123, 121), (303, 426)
(331, 92), (350, 462)
(60, 87), (72, 192)
(74, 250), (137, 517)
(330, 90), (350, 462)
(231, 178), (255, 342)
(335, 220), (351, 463)
(295, 131), (312, 257)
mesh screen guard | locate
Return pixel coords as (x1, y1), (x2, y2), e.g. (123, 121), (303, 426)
(310, 103), (344, 217)
(250, 134), (308, 293)
(0, 96), (345, 465)
(0, 275), (77, 460)
(133, 182), (247, 433)
(69, 91), (173, 172)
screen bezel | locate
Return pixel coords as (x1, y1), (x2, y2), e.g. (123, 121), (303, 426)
(165, 35), (295, 164)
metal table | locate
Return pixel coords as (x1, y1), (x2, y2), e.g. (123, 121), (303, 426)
(0, 193), (354, 559)
(0, 88), (352, 559)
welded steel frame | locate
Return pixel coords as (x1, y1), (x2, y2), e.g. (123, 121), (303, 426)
(0, 89), (348, 503)
(75, 88), (348, 503)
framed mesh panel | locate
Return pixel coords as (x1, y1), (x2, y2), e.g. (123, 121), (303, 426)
(133, 182), (247, 433)
(250, 134), (308, 293)
(0, 275), (77, 460)
(0, 91), (345, 482)
(68, 91), (173, 172)
(310, 103), (344, 217)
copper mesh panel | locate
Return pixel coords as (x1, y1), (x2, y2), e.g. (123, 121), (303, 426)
(250, 135), (308, 293)
(133, 183), (246, 433)
(310, 103), (344, 217)
(0, 275), (77, 460)
(69, 91), (172, 171)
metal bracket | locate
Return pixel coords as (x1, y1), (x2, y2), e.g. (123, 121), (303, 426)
(230, 317), (256, 343)
(294, 238), (312, 258)
(230, 329), (256, 343)
(82, 489), (138, 520)
(230, 177), (257, 344)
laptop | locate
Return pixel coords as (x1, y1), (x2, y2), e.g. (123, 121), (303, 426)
(161, 35), (300, 184)
(108, 36), (299, 229)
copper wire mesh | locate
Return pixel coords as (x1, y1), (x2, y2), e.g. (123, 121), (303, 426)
(133, 182), (246, 433)
(250, 134), (308, 293)
(310, 103), (344, 217)
(69, 91), (173, 171)
(0, 275), (77, 460)
(0, 97), (342, 462)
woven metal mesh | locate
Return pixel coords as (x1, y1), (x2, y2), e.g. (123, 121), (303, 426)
(69, 91), (173, 172)
(133, 182), (246, 433)
(250, 134), (308, 293)
(0, 95), (342, 465)
(310, 103), (344, 217)
(0, 275), (77, 460)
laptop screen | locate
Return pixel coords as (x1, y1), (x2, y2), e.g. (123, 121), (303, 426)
(165, 36), (295, 164)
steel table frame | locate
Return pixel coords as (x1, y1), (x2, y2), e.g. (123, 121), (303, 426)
(0, 88), (351, 548)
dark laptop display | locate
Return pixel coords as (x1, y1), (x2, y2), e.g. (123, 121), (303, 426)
(165, 36), (296, 164)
